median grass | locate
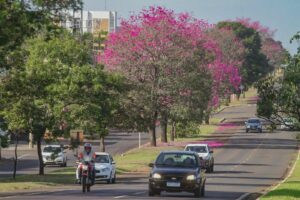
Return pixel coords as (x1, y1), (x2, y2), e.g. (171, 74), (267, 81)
(261, 154), (300, 200)
(0, 167), (76, 192)
(115, 146), (181, 174)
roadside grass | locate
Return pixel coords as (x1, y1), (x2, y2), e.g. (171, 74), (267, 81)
(214, 87), (257, 113)
(115, 146), (181, 174)
(175, 123), (218, 142)
(0, 167), (75, 192)
(260, 155), (300, 200)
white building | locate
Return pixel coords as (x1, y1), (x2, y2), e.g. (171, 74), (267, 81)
(60, 10), (117, 34)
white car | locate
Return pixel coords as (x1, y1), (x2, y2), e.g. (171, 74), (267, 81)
(184, 144), (214, 173)
(42, 145), (67, 167)
(94, 152), (116, 184)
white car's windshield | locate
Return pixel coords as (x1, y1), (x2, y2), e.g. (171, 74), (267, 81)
(95, 155), (110, 163)
(186, 146), (207, 153)
(43, 147), (61, 153)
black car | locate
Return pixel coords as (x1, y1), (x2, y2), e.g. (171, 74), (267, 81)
(148, 151), (206, 197)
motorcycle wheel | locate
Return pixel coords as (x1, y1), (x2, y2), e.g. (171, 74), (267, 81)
(87, 185), (90, 192)
(82, 176), (87, 193)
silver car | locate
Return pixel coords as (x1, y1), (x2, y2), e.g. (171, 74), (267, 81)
(245, 118), (262, 133)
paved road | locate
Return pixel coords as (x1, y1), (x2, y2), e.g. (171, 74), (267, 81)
(0, 99), (298, 200)
(0, 131), (150, 177)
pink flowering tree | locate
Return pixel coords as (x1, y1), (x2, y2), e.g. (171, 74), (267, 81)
(100, 6), (241, 145)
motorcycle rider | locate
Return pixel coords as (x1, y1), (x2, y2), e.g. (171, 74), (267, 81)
(76, 143), (96, 184)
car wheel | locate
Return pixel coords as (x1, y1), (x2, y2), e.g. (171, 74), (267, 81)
(211, 164), (214, 173)
(112, 173), (116, 184)
(194, 185), (201, 197)
(148, 186), (160, 196)
(107, 173), (112, 184)
(259, 129), (262, 133)
(201, 183), (205, 197)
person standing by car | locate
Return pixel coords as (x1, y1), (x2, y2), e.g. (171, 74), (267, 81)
(76, 143), (96, 184)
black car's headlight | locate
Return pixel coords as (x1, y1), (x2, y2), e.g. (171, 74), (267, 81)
(186, 175), (196, 181)
(152, 173), (162, 179)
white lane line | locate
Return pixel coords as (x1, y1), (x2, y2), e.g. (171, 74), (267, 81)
(270, 146), (300, 191)
(114, 195), (128, 199)
(236, 192), (250, 200)
(18, 154), (30, 159)
(133, 191), (146, 195)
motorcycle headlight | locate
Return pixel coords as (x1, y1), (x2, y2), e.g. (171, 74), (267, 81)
(186, 175), (196, 181)
(82, 165), (88, 170)
(152, 173), (161, 179)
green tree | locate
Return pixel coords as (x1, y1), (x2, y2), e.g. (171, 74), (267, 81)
(256, 32), (300, 126)
(0, 32), (91, 175)
(0, 0), (83, 70)
(217, 21), (272, 87)
(57, 65), (123, 152)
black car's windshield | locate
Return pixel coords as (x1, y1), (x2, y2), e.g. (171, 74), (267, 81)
(156, 153), (198, 168)
(95, 155), (110, 163)
(248, 119), (260, 123)
(43, 147), (61, 153)
(186, 146), (207, 153)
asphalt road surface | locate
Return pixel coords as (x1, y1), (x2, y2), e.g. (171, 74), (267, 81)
(0, 99), (298, 200)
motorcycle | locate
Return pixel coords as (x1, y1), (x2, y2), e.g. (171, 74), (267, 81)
(77, 160), (94, 193)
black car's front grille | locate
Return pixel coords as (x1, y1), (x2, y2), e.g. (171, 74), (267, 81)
(162, 175), (184, 181)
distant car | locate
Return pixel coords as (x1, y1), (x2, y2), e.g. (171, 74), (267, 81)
(94, 152), (116, 184)
(0, 128), (8, 137)
(245, 118), (262, 133)
(281, 118), (299, 130)
(42, 145), (67, 167)
(184, 144), (214, 173)
(148, 151), (206, 197)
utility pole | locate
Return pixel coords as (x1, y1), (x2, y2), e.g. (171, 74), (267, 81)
(104, 0), (107, 10)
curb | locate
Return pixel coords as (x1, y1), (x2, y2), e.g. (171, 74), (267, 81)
(237, 140), (300, 200)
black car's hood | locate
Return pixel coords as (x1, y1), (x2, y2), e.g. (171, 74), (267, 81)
(152, 166), (199, 175)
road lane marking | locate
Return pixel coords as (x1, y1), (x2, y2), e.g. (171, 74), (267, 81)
(133, 191), (146, 195)
(270, 146), (300, 191)
(236, 192), (250, 200)
(18, 154), (30, 159)
(114, 195), (128, 199)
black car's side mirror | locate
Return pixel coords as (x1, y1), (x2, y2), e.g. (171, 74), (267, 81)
(148, 163), (154, 168)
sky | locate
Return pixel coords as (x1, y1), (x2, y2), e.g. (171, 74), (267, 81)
(83, 0), (300, 55)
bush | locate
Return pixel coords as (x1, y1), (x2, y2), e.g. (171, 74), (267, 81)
(176, 122), (200, 138)
(0, 135), (9, 148)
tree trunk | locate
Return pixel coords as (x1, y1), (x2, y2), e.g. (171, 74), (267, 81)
(205, 114), (210, 125)
(28, 132), (34, 149)
(13, 132), (19, 180)
(161, 114), (168, 143)
(36, 135), (44, 175)
(150, 110), (158, 147)
(100, 136), (105, 152)
(170, 121), (176, 142)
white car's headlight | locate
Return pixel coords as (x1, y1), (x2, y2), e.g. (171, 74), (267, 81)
(152, 173), (161, 179)
(102, 167), (110, 172)
(186, 175), (196, 180)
